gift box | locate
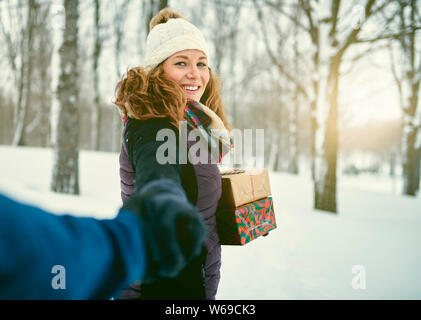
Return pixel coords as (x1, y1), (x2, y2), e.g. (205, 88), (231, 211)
(216, 196), (277, 245)
(218, 168), (271, 208)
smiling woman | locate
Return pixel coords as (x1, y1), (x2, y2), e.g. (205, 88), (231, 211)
(163, 50), (210, 102)
(112, 8), (232, 300)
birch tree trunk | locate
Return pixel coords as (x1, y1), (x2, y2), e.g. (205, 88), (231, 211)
(314, 56), (341, 213)
(289, 5), (301, 174)
(402, 80), (421, 196)
(12, 42), (27, 146)
(312, 0), (376, 213)
(51, 0), (80, 195)
(12, 0), (37, 146)
(112, 0), (132, 152)
(91, 0), (102, 150)
(303, 1), (320, 181)
(37, 5), (53, 148)
(399, 0), (420, 196)
(145, 0), (168, 32)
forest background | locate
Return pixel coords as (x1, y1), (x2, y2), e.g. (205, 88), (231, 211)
(0, 0), (420, 213)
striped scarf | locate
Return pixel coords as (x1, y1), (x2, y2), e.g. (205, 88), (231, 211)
(120, 99), (233, 163)
(184, 100), (233, 163)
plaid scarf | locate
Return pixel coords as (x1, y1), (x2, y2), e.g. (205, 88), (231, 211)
(184, 100), (233, 163)
(120, 99), (233, 163)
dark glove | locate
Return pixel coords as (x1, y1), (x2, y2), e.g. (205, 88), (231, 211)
(122, 179), (207, 283)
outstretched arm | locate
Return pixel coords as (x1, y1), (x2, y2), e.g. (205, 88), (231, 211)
(0, 193), (146, 300)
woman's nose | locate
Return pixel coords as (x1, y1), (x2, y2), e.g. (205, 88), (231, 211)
(186, 65), (199, 78)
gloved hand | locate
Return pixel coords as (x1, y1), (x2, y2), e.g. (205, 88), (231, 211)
(122, 180), (207, 283)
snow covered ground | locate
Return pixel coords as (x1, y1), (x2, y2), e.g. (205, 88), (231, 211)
(0, 145), (420, 300)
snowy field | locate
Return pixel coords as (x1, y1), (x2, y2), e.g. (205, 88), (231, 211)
(0, 145), (420, 300)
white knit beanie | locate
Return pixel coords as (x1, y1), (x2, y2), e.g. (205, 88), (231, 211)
(144, 18), (210, 70)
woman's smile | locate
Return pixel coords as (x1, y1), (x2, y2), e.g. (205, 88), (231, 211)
(182, 84), (201, 95)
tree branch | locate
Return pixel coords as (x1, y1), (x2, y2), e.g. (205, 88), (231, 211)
(354, 26), (421, 43)
(341, 41), (389, 76)
(300, 0), (318, 44)
(253, 0), (309, 99)
(328, 0), (341, 40)
(336, 0), (377, 58)
(265, 0), (310, 33)
(388, 43), (404, 110)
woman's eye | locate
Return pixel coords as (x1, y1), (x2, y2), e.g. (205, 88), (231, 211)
(175, 61), (186, 66)
(198, 62), (207, 67)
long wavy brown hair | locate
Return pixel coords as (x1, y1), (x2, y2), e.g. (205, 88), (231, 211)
(113, 64), (232, 131)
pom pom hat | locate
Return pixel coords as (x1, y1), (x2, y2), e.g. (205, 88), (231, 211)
(144, 17), (211, 70)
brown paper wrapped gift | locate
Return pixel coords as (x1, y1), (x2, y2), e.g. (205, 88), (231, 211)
(218, 168), (271, 208)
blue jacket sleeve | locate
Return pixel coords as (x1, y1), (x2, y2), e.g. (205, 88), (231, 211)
(0, 193), (146, 300)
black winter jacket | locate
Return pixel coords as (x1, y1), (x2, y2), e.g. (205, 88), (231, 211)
(118, 117), (222, 300)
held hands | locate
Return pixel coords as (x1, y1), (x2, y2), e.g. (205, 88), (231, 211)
(122, 181), (207, 283)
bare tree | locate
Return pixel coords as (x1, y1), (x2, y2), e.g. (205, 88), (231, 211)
(15, 0), (37, 146)
(0, 0), (25, 145)
(113, 0), (131, 80)
(51, 0), (80, 195)
(91, 0), (102, 150)
(199, 0), (246, 140)
(288, 2), (302, 174)
(305, 0), (381, 213)
(254, 1), (304, 174)
(389, 0), (421, 196)
(0, 0), (53, 147)
(109, 0), (167, 152)
(144, 0), (168, 32)
(27, 2), (54, 147)
(208, 0), (242, 77)
(255, 0), (401, 213)
(110, 0), (132, 152)
(225, 0), (243, 127)
(0, 0), (38, 146)
(16, 0), (39, 145)
(135, 0), (169, 66)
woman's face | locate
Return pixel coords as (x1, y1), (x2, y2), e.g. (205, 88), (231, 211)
(162, 49), (210, 102)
